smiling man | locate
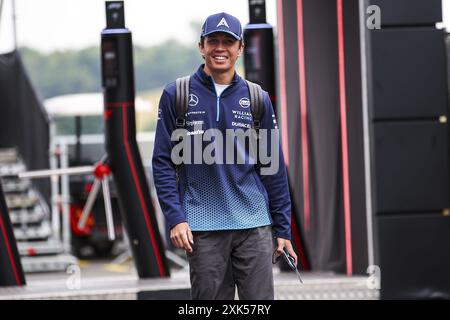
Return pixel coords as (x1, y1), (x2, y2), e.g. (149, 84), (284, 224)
(152, 12), (295, 300)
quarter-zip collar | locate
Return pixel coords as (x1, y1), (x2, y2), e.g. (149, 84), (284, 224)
(194, 64), (241, 97)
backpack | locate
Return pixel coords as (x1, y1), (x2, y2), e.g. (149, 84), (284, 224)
(174, 76), (265, 134)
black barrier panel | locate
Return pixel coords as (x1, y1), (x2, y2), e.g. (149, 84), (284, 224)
(368, 0), (442, 26)
(0, 182), (26, 287)
(370, 28), (447, 120)
(343, 0), (370, 275)
(378, 213), (450, 299)
(373, 122), (449, 213)
(0, 52), (50, 202)
(243, 26), (276, 108)
(446, 35), (450, 100)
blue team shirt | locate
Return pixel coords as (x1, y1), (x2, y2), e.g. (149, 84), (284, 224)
(152, 65), (292, 239)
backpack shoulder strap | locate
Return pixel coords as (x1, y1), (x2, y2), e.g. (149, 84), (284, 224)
(175, 75), (190, 128)
(245, 80), (264, 131)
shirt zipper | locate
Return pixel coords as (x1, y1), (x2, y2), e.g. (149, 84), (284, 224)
(216, 95), (220, 122)
(213, 84), (221, 123)
(212, 80), (233, 123)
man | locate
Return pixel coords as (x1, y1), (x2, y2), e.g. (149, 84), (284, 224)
(152, 12), (296, 300)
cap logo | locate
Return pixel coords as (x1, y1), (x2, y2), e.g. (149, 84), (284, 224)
(217, 17), (230, 28)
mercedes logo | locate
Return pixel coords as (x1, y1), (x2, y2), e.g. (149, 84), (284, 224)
(189, 94), (199, 107)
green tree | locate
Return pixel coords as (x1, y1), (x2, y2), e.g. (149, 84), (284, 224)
(19, 39), (203, 99)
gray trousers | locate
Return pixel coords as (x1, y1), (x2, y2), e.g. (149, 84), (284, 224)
(186, 226), (274, 300)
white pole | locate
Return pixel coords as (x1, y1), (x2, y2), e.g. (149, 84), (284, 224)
(49, 124), (61, 242)
(78, 178), (101, 230)
(359, 0), (375, 268)
(60, 143), (71, 254)
(12, 0), (17, 49)
(0, 1), (4, 37)
(18, 166), (95, 179)
(101, 177), (115, 241)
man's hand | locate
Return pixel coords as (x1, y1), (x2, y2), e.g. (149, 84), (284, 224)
(170, 222), (194, 253)
(275, 238), (298, 267)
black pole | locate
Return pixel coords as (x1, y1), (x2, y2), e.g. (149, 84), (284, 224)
(0, 181), (26, 286)
(248, 0), (267, 24)
(244, 0), (277, 110)
(101, 1), (170, 278)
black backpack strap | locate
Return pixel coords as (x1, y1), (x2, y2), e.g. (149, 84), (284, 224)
(175, 75), (190, 128)
(246, 80), (265, 170)
(246, 80), (265, 133)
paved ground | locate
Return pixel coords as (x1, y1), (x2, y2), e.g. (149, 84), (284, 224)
(0, 258), (379, 300)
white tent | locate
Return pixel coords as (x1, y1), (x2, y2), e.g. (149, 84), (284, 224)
(44, 92), (152, 117)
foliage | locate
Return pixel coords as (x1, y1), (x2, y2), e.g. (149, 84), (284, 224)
(19, 40), (203, 99)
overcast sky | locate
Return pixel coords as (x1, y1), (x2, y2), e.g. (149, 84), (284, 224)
(0, 0), (277, 53)
(1, 0), (450, 53)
